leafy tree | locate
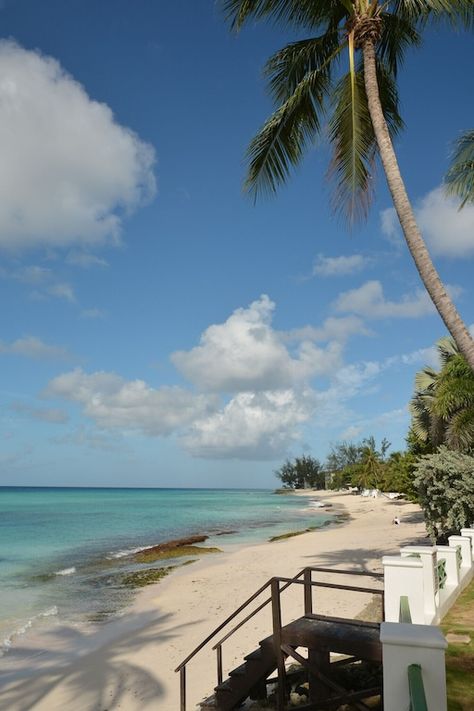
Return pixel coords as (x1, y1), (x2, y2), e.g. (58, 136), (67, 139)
(414, 446), (474, 541)
(275, 455), (325, 489)
(406, 426), (432, 457)
(445, 129), (474, 208)
(382, 450), (418, 500)
(410, 337), (474, 452)
(325, 437), (391, 490)
(326, 441), (363, 490)
(223, 0), (474, 370)
(356, 443), (384, 489)
(354, 437), (391, 489)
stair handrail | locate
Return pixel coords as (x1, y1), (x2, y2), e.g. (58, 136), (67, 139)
(211, 568), (306, 650)
(176, 565), (385, 710)
(211, 567), (383, 651)
(175, 577), (272, 673)
(176, 566), (384, 671)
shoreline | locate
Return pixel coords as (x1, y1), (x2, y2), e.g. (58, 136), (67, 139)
(0, 491), (428, 710)
(0, 489), (332, 656)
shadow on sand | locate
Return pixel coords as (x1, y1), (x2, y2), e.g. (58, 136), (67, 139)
(0, 607), (199, 711)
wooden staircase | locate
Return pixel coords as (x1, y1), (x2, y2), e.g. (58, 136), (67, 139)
(200, 636), (278, 710)
(175, 567), (385, 711)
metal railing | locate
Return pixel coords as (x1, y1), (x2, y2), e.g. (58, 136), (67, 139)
(175, 566), (384, 711)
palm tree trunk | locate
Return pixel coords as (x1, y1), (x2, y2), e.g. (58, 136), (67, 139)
(362, 38), (474, 372)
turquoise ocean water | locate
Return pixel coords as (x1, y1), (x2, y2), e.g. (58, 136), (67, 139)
(0, 487), (330, 654)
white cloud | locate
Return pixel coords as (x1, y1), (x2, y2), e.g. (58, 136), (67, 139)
(0, 41), (155, 252)
(45, 368), (218, 436)
(9, 265), (52, 284)
(283, 316), (370, 344)
(416, 187), (474, 257)
(339, 425), (363, 440)
(1, 264), (77, 302)
(380, 207), (400, 246)
(46, 282), (76, 302)
(384, 345), (439, 369)
(312, 254), (371, 277)
(172, 295), (342, 393)
(334, 280), (435, 319)
(0, 336), (71, 360)
(381, 187), (474, 257)
(52, 425), (123, 451)
(183, 388), (315, 460)
(41, 296), (374, 459)
(66, 252), (109, 268)
(10, 401), (69, 424)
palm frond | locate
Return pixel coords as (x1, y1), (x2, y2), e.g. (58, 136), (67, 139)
(414, 366), (437, 392)
(445, 129), (474, 208)
(222, 0), (350, 31)
(264, 31), (342, 103)
(328, 60), (403, 222)
(378, 12), (421, 75)
(392, 0), (474, 28)
(446, 409), (474, 451)
(436, 335), (458, 366)
(244, 68), (331, 198)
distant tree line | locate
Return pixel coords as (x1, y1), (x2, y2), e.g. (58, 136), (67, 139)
(275, 336), (474, 541)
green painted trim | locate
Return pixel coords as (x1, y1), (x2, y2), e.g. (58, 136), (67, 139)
(408, 664), (428, 711)
(399, 595), (412, 623)
(436, 559), (447, 591)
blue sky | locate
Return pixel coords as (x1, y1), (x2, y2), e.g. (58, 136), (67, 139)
(0, 1), (473, 487)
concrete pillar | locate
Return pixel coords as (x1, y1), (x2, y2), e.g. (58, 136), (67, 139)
(382, 556), (424, 623)
(460, 529), (474, 561)
(448, 535), (472, 570)
(381, 622), (447, 711)
(400, 546), (437, 623)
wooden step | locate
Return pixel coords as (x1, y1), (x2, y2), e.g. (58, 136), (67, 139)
(213, 641), (277, 710)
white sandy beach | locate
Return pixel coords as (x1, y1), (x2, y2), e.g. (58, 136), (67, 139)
(0, 491), (428, 711)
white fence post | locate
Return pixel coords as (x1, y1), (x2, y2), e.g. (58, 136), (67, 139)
(382, 556), (425, 623)
(400, 546), (438, 623)
(381, 622), (448, 711)
(460, 529), (474, 561)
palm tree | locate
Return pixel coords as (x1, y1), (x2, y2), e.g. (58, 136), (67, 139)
(223, 0), (474, 370)
(445, 129), (474, 207)
(410, 336), (474, 451)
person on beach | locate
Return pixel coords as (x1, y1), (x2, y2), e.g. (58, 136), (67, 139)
(392, 516), (401, 525)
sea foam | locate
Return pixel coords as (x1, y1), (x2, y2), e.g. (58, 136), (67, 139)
(55, 567), (76, 576)
(107, 544), (156, 560)
(1, 606), (58, 656)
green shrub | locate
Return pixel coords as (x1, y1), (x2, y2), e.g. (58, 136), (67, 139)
(414, 446), (474, 541)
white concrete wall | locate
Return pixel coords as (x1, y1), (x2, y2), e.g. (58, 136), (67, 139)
(381, 622), (447, 711)
(381, 524), (474, 711)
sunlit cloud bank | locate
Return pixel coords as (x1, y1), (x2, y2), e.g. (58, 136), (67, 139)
(42, 294), (440, 460)
(0, 41), (155, 252)
(381, 186), (474, 258)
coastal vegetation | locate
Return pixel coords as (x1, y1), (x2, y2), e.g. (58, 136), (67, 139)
(276, 336), (474, 540)
(224, 0), (474, 369)
(274, 455), (325, 489)
(410, 337), (474, 453)
(415, 447), (474, 541)
(445, 129), (474, 208)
